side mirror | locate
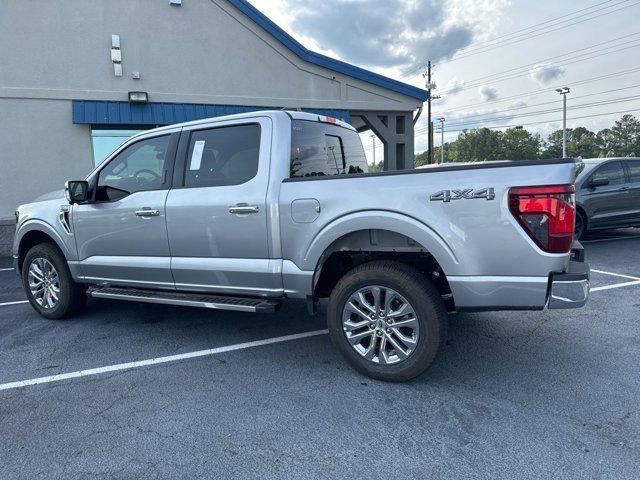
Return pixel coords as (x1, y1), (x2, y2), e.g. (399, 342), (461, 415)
(589, 178), (610, 188)
(65, 180), (89, 204)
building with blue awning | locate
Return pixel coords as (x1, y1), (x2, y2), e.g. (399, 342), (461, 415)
(0, 0), (426, 241)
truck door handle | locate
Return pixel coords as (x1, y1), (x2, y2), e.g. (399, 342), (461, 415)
(135, 208), (160, 217)
(618, 186), (629, 192)
(229, 204), (259, 215)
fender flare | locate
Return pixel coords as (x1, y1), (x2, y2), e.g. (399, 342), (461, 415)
(15, 219), (73, 261)
(303, 210), (459, 275)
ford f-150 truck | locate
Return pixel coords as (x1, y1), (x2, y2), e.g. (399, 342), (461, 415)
(13, 111), (590, 381)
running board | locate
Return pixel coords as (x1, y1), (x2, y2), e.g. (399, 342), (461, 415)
(88, 287), (280, 313)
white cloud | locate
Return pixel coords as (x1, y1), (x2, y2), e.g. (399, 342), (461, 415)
(444, 76), (465, 95)
(478, 85), (498, 101)
(272, 0), (509, 71)
(530, 64), (566, 86)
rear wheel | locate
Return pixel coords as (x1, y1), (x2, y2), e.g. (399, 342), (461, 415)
(327, 261), (447, 382)
(575, 210), (587, 240)
(22, 243), (86, 319)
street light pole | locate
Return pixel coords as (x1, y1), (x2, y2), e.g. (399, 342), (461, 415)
(556, 86), (570, 157)
(438, 117), (445, 164)
(370, 134), (376, 166)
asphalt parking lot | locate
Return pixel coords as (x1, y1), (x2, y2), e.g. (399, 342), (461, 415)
(1, 229), (639, 479)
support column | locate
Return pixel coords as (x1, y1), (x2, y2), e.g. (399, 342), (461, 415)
(352, 111), (414, 170)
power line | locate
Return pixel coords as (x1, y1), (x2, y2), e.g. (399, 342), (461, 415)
(444, 0), (620, 56)
(439, 94), (640, 128)
(436, 0), (639, 65)
(401, 0), (639, 78)
(442, 31), (640, 88)
(417, 107), (640, 135)
(437, 83), (640, 124)
(434, 66), (640, 114)
(439, 39), (640, 93)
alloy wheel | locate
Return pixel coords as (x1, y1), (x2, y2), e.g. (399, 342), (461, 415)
(341, 285), (420, 365)
(28, 257), (60, 309)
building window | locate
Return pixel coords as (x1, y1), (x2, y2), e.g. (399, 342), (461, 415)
(91, 129), (143, 166)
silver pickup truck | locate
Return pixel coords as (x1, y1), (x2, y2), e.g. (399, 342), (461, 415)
(13, 111), (589, 381)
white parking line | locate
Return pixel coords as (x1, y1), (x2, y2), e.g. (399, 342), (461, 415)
(582, 235), (640, 244)
(0, 300), (28, 307)
(591, 280), (640, 292)
(0, 329), (329, 392)
(591, 269), (640, 281)
(1, 267), (640, 392)
(0, 268), (14, 272)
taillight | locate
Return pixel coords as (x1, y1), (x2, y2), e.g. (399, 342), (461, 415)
(509, 184), (576, 253)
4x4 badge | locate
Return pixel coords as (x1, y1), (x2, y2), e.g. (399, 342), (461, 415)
(430, 188), (495, 203)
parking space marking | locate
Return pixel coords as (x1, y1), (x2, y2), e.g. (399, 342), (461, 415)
(0, 300), (29, 307)
(0, 329), (329, 392)
(1, 268), (640, 391)
(581, 235), (640, 244)
(0, 268), (15, 272)
(591, 280), (640, 292)
(591, 269), (640, 281)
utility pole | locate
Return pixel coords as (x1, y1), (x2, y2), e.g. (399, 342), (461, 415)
(556, 86), (570, 157)
(438, 117), (445, 163)
(370, 134), (376, 166)
(424, 61), (437, 164)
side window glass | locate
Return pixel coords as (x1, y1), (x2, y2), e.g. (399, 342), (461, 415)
(625, 161), (640, 183)
(185, 124), (260, 188)
(591, 161), (625, 186)
(325, 135), (344, 174)
(97, 135), (170, 201)
(290, 120), (368, 178)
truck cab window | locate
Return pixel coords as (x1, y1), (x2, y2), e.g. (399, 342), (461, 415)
(96, 135), (170, 201)
(184, 124), (260, 188)
(290, 120), (368, 178)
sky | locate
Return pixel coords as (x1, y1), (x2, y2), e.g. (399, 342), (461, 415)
(247, 0), (640, 163)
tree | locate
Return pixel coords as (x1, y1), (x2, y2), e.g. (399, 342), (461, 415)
(609, 114), (640, 156)
(570, 127), (599, 158)
(500, 128), (542, 160)
(414, 150), (429, 167)
(450, 128), (502, 162)
(542, 130), (563, 158)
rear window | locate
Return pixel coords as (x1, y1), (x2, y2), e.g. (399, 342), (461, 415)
(290, 120), (368, 178)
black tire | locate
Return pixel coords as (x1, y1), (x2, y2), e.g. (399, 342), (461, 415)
(575, 210), (587, 241)
(327, 261), (447, 382)
(22, 243), (87, 319)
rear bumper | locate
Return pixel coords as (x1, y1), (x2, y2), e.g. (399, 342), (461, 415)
(449, 242), (589, 312)
(547, 259), (590, 310)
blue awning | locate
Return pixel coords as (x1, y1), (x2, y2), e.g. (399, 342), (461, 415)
(72, 100), (351, 126)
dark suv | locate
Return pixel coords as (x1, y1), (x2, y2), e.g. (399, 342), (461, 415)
(574, 157), (640, 239)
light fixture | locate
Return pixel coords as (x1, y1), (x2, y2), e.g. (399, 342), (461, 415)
(128, 91), (149, 103)
(111, 35), (122, 77)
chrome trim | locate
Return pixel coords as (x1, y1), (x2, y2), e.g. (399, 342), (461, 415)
(58, 207), (72, 234)
(548, 278), (590, 309)
(78, 276), (175, 287)
(229, 204), (260, 215)
(174, 282), (283, 294)
(135, 208), (160, 217)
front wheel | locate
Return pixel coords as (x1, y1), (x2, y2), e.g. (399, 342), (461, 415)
(22, 243), (86, 319)
(327, 261), (447, 382)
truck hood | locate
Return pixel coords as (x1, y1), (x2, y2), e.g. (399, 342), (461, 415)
(34, 189), (65, 202)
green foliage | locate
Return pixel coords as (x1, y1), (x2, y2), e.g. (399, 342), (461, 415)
(414, 114), (640, 164)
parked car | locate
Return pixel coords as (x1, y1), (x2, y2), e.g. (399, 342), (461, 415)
(574, 157), (640, 239)
(13, 111), (589, 381)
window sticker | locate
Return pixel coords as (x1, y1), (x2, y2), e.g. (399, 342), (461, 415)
(190, 140), (206, 170)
